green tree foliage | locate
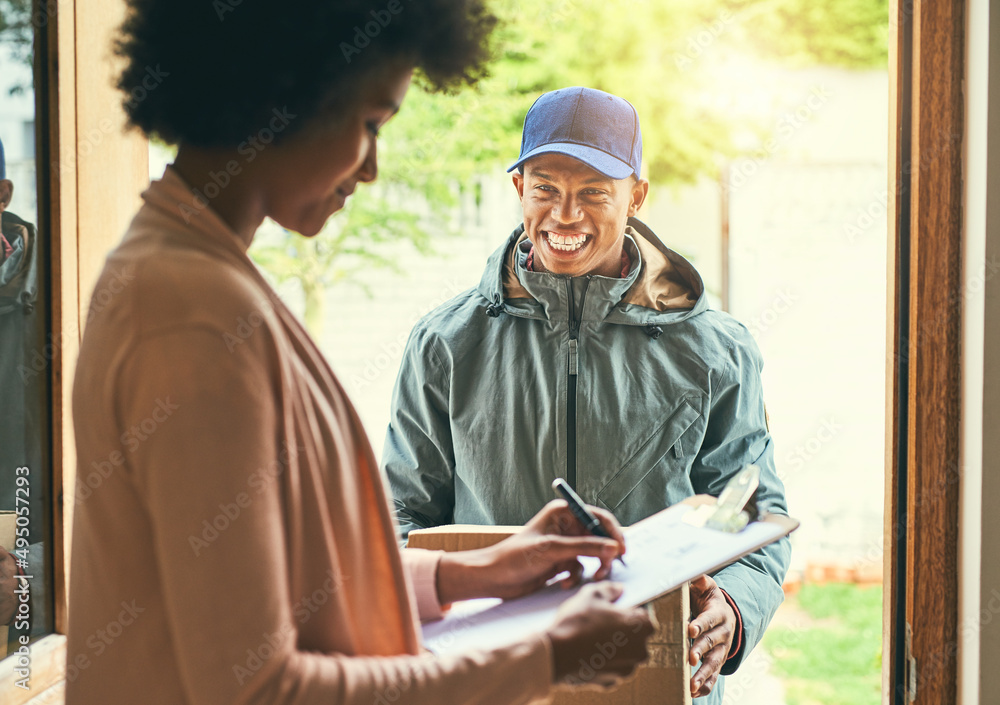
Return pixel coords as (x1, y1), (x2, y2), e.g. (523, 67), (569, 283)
(723, 0), (890, 69)
(0, 0), (36, 93)
(250, 187), (435, 335)
(370, 0), (888, 189)
(0, 0), (31, 44)
(388, 0), (740, 187)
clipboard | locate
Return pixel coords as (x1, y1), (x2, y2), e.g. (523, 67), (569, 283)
(421, 466), (798, 655)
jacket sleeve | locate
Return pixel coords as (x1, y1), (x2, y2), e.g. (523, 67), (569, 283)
(688, 326), (791, 675)
(121, 326), (553, 705)
(382, 323), (457, 540)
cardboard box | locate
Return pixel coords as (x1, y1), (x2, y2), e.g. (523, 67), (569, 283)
(408, 525), (691, 705)
(407, 524), (516, 552)
(0, 510), (15, 656)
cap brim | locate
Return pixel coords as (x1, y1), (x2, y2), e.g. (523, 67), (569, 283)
(507, 143), (635, 180)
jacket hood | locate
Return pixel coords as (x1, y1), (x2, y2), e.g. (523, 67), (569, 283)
(475, 217), (707, 327)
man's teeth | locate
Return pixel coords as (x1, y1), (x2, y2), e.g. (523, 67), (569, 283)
(546, 232), (587, 252)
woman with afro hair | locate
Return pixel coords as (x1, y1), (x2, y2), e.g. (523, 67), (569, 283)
(66, 2), (654, 704)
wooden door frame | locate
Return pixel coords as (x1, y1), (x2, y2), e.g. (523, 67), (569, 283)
(0, 0), (147, 701)
(0, 0), (972, 702)
(887, 0), (965, 703)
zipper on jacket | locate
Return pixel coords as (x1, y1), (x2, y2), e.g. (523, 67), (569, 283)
(566, 278), (590, 490)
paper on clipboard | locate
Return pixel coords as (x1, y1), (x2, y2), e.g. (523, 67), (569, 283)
(421, 499), (797, 655)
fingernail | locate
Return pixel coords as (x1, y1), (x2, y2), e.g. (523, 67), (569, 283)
(693, 678), (702, 689)
(692, 651), (700, 661)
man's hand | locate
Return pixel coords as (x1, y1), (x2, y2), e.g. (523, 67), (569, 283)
(687, 574), (738, 698)
(436, 499), (626, 604)
(547, 582), (654, 688)
(0, 548), (18, 625)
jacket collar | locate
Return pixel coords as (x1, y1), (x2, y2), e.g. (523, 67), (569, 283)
(476, 217), (708, 325)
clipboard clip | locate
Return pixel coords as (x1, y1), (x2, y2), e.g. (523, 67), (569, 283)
(683, 465), (760, 533)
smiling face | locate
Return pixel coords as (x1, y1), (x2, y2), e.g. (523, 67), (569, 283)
(512, 153), (648, 277)
(258, 63), (414, 237)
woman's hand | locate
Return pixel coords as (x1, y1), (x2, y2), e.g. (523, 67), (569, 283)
(546, 582), (654, 687)
(436, 499), (627, 604)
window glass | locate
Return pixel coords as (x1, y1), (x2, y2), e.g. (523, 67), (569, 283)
(0, 0), (55, 659)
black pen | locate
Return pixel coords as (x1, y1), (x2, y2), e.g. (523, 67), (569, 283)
(551, 478), (626, 566)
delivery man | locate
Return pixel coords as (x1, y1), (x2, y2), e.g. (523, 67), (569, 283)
(383, 87), (791, 702)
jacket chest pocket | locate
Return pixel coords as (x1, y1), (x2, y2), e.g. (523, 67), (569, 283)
(596, 397), (703, 512)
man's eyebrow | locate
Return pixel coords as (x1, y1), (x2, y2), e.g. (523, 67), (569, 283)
(530, 170), (612, 186)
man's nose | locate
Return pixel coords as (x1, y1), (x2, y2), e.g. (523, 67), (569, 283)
(551, 194), (581, 223)
(357, 135), (378, 183)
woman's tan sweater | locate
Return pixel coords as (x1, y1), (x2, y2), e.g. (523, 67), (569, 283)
(65, 167), (552, 705)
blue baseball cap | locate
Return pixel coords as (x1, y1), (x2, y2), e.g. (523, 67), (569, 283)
(507, 87), (642, 180)
(0, 136), (5, 181)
